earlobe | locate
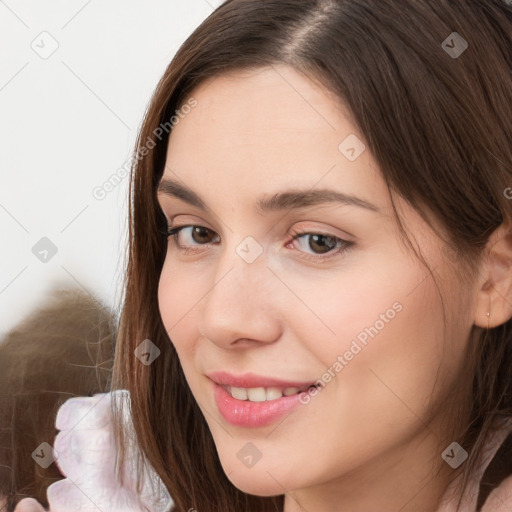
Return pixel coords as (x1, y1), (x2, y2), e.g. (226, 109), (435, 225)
(474, 220), (512, 329)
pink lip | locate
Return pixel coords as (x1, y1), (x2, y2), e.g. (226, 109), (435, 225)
(207, 371), (315, 390)
(207, 371), (317, 428)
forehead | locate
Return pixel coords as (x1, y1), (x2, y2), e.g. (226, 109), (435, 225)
(162, 64), (387, 213)
(168, 65), (350, 153)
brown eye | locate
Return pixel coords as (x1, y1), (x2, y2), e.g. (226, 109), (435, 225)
(306, 234), (339, 254)
(166, 225), (220, 249)
(288, 230), (353, 261)
(189, 226), (216, 243)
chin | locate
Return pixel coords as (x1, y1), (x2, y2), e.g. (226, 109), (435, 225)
(215, 448), (298, 497)
(226, 470), (285, 497)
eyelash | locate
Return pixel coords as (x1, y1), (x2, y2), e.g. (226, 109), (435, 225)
(159, 224), (354, 262)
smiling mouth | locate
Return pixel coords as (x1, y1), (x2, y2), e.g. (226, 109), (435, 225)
(221, 383), (319, 402)
(211, 375), (320, 427)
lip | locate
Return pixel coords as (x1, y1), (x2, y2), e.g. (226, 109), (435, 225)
(207, 371), (316, 390)
(207, 371), (317, 428)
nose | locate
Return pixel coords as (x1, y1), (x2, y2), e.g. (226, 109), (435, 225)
(197, 247), (282, 349)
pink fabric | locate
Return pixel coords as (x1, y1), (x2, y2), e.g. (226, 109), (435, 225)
(437, 416), (512, 511)
(46, 391), (172, 512)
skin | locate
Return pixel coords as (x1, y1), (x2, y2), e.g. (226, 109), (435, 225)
(156, 64), (512, 511)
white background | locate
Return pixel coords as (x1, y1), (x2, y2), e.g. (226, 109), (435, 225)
(0, 1), (223, 340)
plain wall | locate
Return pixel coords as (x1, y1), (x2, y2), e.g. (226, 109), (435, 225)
(0, 0), (224, 340)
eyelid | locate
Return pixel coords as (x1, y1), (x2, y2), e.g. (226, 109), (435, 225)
(164, 217), (352, 240)
(158, 201), (358, 235)
(162, 211), (213, 227)
(162, 207), (355, 237)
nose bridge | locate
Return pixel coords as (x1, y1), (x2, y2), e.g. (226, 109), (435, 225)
(214, 233), (268, 301)
(198, 236), (280, 346)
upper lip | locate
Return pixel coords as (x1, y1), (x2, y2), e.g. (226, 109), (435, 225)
(207, 371), (316, 390)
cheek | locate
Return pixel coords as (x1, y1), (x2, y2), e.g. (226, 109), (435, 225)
(157, 260), (200, 359)
(291, 256), (449, 408)
(283, 256), (428, 358)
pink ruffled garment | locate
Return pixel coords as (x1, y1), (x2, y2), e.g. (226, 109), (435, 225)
(46, 391), (173, 512)
(437, 416), (512, 511)
(33, 391), (512, 512)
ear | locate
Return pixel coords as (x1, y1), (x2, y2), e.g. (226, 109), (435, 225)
(474, 219), (512, 329)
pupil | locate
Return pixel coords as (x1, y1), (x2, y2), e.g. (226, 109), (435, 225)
(193, 226), (211, 242)
(311, 234), (336, 254)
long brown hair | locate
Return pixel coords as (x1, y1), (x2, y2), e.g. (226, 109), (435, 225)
(111, 1), (512, 510)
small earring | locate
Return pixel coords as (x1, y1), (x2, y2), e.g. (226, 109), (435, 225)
(486, 311), (490, 330)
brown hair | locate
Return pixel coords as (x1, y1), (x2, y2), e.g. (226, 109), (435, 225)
(111, 1), (512, 510)
(0, 287), (115, 511)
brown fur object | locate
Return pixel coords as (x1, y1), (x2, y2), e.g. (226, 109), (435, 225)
(0, 287), (116, 511)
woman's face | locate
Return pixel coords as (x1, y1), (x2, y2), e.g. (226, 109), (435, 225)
(157, 65), (478, 510)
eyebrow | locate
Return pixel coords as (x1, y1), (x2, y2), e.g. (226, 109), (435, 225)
(157, 177), (380, 214)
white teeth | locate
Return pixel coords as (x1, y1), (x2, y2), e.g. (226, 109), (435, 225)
(265, 387), (284, 400)
(231, 387), (248, 400)
(227, 385), (305, 402)
(247, 387), (267, 402)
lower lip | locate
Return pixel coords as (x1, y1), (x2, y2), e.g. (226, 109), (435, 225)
(212, 380), (309, 428)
